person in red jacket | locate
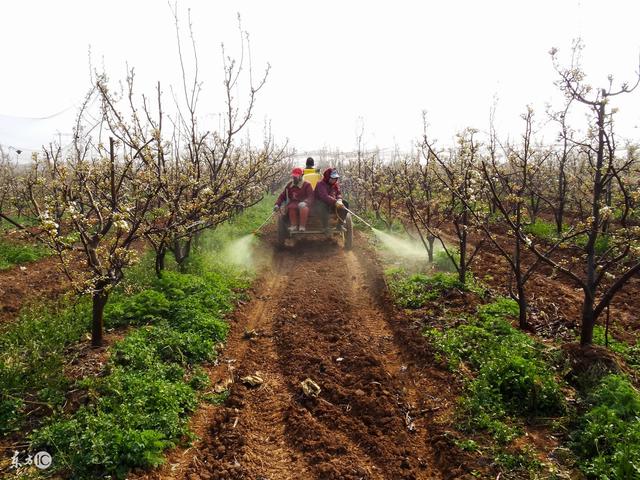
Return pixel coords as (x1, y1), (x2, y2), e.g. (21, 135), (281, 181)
(314, 167), (349, 232)
(274, 167), (314, 232)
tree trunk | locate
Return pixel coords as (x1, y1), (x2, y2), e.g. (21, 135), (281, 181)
(602, 180), (613, 234)
(427, 236), (435, 263)
(459, 225), (467, 284)
(556, 169), (566, 235)
(555, 207), (564, 235)
(514, 206), (527, 329)
(91, 289), (109, 347)
(517, 280), (528, 330)
(155, 248), (167, 278)
(579, 96), (606, 346)
(193, 231), (203, 250)
(173, 238), (192, 272)
(580, 294), (596, 346)
(529, 197), (538, 223)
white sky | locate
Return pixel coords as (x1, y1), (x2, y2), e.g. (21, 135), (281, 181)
(1, 0), (640, 157)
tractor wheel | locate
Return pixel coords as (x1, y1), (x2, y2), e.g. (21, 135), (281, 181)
(344, 214), (353, 250)
(277, 215), (287, 247)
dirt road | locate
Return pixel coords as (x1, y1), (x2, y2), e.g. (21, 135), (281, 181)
(135, 234), (461, 480)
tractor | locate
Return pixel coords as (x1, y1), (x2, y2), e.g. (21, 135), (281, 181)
(276, 204), (353, 249)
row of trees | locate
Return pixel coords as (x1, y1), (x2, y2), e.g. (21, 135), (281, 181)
(0, 19), (291, 347)
(342, 44), (640, 347)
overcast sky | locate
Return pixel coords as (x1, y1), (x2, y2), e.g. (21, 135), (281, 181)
(1, 0), (640, 157)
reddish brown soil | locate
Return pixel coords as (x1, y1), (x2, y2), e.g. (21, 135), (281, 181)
(0, 238), (147, 328)
(131, 233), (486, 480)
(446, 228), (640, 344)
(0, 255), (71, 326)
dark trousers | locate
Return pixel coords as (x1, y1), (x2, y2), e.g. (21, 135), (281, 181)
(316, 199), (349, 229)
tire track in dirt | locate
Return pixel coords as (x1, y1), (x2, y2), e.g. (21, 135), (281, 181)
(208, 237), (447, 479)
(273, 244), (412, 479)
(133, 251), (316, 480)
(135, 234), (452, 479)
(202, 248), (318, 480)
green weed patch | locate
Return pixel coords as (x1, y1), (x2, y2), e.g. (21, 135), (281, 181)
(0, 239), (50, 270)
(524, 219), (559, 241)
(386, 269), (463, 308)
(574, 233), (611, 255)
(199, 194), (276, 253)
(0, 299), (92, 435)
(0, 250), (173, 436)
(425, 298), (565, 443)
(523, 219), (613, 256)
(433, 248), (459, 273)
(591, 325), (640, 370)
(572, 374), (640, 479)
(1, 199), (269, 478)
(30, 263), (245, 479)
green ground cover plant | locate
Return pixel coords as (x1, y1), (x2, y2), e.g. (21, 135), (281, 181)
(433, 248), (460, 273)
(30, 267), (243, 479)
(425, 297), (565, 443)
(0, 216), (40, 232)
(386, 269), (464, 308)
(26, 215), (257, 478)
(0, 247), (165, 438)
(1, 199), (268, 478)
(523, 219), (612, 256)
(0, 238), (50, 270)
(572, 374), (640, 479)
(388, 264), (640, 479)
(0, 299), (92, 435)
(523, 219), (558, 241)
(384, 265), (566, 476)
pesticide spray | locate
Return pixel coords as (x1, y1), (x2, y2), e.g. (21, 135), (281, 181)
(342, 206), (433, 261)
(371, 229), (429, 259)
(222, 210), (276, 268)
(226, 205), (434, 267)
(223, 233), (258, 268)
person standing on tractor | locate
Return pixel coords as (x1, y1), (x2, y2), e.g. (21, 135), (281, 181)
(303, 156), (322, 189)
(315, 167), (349, 232)
(303, 156), (319, 174)
(274, 167), (314, 232)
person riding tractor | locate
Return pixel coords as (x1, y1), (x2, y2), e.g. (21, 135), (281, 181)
(315, 167), (349, 232)
(303, 156), (321, 189)
(274, 166), (353, 249)
(274, 167), (314, 232)
(303, 156), (319, 174)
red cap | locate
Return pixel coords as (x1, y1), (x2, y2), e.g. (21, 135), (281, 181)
(291, 167), (304, 177)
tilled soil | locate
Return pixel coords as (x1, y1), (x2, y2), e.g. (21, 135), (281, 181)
(0, 255), (70, 325)
(134, 234), (465, 480)
(470, 235), (640, 342)
(438, 227), (640, 343)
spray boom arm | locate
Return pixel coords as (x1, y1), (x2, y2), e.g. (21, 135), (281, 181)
(253, 210), (276, 235)
(342, 206), (374, 230)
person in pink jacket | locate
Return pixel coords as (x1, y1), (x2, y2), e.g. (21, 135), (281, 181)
(314, 167), (349, 232)
(274, 167), (314, 231)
